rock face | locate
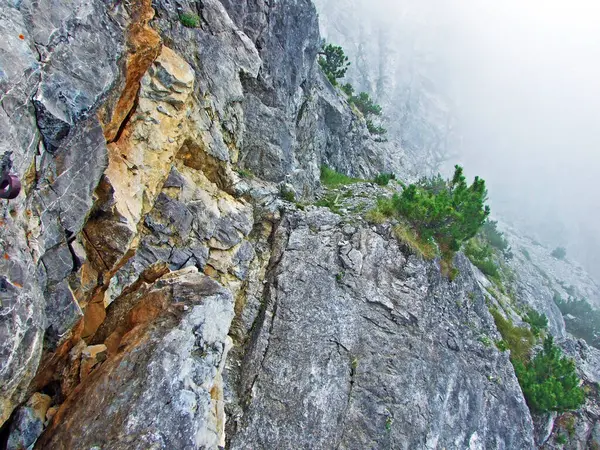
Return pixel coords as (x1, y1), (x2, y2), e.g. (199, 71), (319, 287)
(0, 0), (396, 438)
(501, 226), (600, 449)
(6, 392), (52, 450)
(221, 0), (407, 195)
(0, 0), (598, 448)
(0, 0), (126, 424)
(313, 0), (463, 176)
(227, 205), (535, 449)
(35, 269), (234, 449)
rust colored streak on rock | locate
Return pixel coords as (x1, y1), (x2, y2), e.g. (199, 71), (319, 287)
(36, 326), (153, 448)
(99, 0), (162, 142)
(34, 287), (180, 448)
(26, 320), (85, 397)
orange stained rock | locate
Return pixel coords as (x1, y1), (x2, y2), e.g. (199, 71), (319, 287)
(98, 0), (162, 142)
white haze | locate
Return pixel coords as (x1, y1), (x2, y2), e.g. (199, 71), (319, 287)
(441, 0), (600, 281)
(318, 0), (600, 281)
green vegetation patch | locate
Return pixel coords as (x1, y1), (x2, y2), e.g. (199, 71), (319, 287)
(365, 197), (438, 259)
(523, 309), (549, 337)
(320, 165), (361, 187)
(365, 166), (490, 278)
(392, 223), (437, 260)
(480, 220), (512, 258)
(281, 190), (296, 203)
(315, 192), (343, 214)
(366, 120), (387, 137)
(490, 308), (535, 363)
(491, 306), (584, 414)
(514, 336), (585, 413)
(318, 43), (350, 86)
(465, 238), (499, 278)
(341, 83), (354, 97)
(180, 12), (200, 28)
(236, 168), (254, 179)
(373, 173), (396, 186)
(350, 92), (382, 117)
(397, 166), (490, 255)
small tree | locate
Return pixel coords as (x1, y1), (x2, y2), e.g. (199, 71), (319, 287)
(341, 83), (354, 96)
(514, 336), (585, 413)
(481, 220), (512, 258)
(554, 294), (600, 349)
(464, 239), (499, 277)
(349, 92), (386, 137)
(318, 43), (350, 86)
(396, 165), (490, 253)
(552, 246), (567, 260)
(524, 309), (549, 337)
(373, 173), (396, 186)
(366, 120), (387, 136)
(350, 92), (382, 117)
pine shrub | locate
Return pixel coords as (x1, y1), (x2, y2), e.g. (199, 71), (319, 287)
(514, 336), (585, 413)
(318, 44), (350, 86)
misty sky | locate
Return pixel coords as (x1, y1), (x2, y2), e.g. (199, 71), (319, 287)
(440, 0), (600, 274)
(316, 0), (600, 278)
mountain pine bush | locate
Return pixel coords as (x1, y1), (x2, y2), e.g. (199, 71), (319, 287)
(318, 43), (350, 86)
(396, 165), (490, 254)
(514, 336), (585, 413)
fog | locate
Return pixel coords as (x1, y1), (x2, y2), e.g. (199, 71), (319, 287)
(443, 0), (600, 280)
(316, 0), (600, 280)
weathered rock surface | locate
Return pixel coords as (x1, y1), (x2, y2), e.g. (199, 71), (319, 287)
(480, 224), (600, 448)
(226, 203), (535, 449)
(2, 0), (394, 438)
(1, 0), (112, 424)
(35, 269), (234, 449)
(222, 0), (406, 196)
(6, 392), (52, 450)
(313, 0), (462, 176)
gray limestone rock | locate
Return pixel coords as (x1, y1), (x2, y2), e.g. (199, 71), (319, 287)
(313, 0), (460, 177)
(223, 0), (405, 198)
(228, 208), (536, 449)
(25, 0), (125, 152)
(0, 0), (131, 424)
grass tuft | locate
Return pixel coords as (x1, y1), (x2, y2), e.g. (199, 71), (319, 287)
(365, 197), (395, 224)
(489, 308), (535, 363)
(236, 168), (254, 179)
(315, 193), (342, 214)
(180, 12), (200, 28)
(365, 209), (387, 224)
(320, 165), (361, 187)
(393, 223), (437, 260)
